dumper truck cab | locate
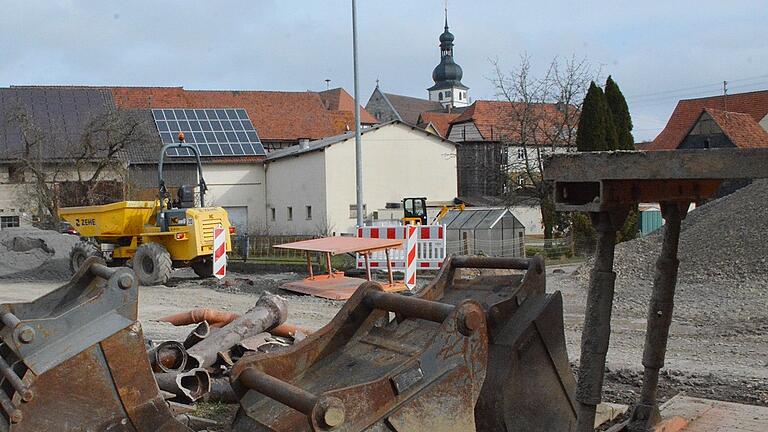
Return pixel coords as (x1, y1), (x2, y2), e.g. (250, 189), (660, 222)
(59, 134), (233, 285)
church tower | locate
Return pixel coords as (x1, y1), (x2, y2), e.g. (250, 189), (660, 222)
(428, 7), (469, 109)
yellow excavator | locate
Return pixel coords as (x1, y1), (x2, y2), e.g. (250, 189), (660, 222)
(58, 133), (233, 285)
(401, 197), (465, 225)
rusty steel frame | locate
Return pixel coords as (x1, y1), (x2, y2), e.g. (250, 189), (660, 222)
(544, 148), (768, 432)
(230, 282), (488, 431)
(0, 257), (191, 431)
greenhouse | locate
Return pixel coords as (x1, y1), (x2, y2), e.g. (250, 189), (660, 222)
(440, 207), (526, 257)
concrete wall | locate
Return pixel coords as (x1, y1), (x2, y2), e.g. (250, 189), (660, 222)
(265, 151), (327, 235)
(204, 163), (266, 234)
(324, 123), (457, 234)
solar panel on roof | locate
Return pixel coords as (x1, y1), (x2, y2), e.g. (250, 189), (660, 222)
(151, 108), (265, 157)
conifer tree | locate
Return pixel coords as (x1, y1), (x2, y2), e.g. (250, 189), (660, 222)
(576, 82), (618, 151)
(605, 76), (635, 150)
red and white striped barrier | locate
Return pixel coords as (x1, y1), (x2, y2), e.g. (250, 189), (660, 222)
(213, 225), (227, 279)
(356, 225), (446, 270)
(404, 225), (417, 289)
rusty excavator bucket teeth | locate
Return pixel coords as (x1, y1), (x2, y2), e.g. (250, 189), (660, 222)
(414, 255), (578, 432)
(0, 257), (191, 431)
(230, 281), (489, 432)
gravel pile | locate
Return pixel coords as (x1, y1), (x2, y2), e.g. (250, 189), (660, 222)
(0, 227), (79, 281)
(577, 180), (768, 324)
(580, 179), (768, 285)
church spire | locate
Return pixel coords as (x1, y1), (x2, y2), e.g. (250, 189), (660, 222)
(428, 1), (469, 109)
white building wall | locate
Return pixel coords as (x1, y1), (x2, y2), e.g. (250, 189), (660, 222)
(203, 163), (266, 234)
(508, 204), (544, 236)
(264, 151), (328, 235)
(324, 124), (457, 234)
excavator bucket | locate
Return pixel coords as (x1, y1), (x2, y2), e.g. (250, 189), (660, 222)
(416, 255), (578, 432)
(0, 258), (190, 431)
(230, 281), (489, 431)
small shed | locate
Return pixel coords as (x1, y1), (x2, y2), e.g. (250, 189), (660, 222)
(441, 207), (525, 257)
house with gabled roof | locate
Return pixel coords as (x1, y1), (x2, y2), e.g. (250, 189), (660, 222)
(0, 85), (458, 236)
(649, 89), (768, 150)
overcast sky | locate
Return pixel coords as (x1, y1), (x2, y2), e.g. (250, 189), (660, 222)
(1, 1), (766, 141)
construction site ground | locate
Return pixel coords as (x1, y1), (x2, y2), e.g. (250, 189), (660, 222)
(1, 262), (765, 415)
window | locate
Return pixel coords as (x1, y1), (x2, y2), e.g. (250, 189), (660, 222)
(7, 166), (23, 184)
(306, 205), (312, 220)
(0, 216), (19, 229)
(517, 176), (526, 186)
(517, 148), (526, 159)
(287, 207), (293, 221)
(270, 207), (275, 222)
(349, 204), (367, 219)
(438, 92), (443, 101)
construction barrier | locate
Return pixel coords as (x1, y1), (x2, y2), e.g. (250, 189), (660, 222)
(214, 225), (227, 279)
(356, 225), (446, 270)
(404, 225), (417, 289)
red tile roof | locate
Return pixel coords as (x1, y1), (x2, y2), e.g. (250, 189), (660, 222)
(649, 90), (768, 150)
(318, 87), (378, 124)
(418, 111), (461, 137)
(111, 87), (377, 142)
(449, 100), (572, 143)
(701, 108), (768, 149)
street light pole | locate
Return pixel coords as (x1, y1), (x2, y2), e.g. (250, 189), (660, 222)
(352, 0), (364, 228)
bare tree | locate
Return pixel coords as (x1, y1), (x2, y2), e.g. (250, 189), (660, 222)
(6, 107), (150, 227)
(491, 54), (601, 238)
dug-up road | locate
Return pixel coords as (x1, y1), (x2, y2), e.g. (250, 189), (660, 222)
(0, 263), (765, 409)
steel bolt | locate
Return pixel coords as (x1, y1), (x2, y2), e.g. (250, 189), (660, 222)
(323, 406), (345, 428)
(16, 325), (35, 344)
(315, 396), (345, 429)
(117, 274), (133, 290)
(458, 308), (483, 336)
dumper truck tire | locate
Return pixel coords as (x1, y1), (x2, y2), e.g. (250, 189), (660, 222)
(191, 256), (214, 278)
(69, 241), (101, 273)
(133, 243), (173, 286)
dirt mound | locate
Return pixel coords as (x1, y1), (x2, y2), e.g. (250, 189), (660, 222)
(0, 228), (79, 281)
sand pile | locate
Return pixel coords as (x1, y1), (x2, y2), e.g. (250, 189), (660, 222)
(0, 227), (79, 281)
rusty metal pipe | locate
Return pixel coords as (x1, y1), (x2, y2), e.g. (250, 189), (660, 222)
(187, 293), (288, 369)
(183, 321), (211, 349)
(89, 262), (116, 279)
(206, 377), (239, 404)
(0, 312), (20, 329)
(148, 341), (188, 373)
(239, 368), (318, 416)
(155, 368), (211, 403)
(0, 386), (21, 423)
(158, 308), (240, 327)
(364, 290), (454, 323)
(0, 356), (32, 402)
(270, 323), (313, 339)
(452, 256), (531, 270)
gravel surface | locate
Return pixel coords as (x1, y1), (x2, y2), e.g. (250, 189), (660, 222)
(0, 227), (79, 280)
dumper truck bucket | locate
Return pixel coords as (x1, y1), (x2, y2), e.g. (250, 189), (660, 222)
(0, 258), (190, 431)
(415, 255), (578, 432)
(230, 281), (489, 432)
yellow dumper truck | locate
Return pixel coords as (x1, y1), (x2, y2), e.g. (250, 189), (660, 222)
(58, 137), (233, 285)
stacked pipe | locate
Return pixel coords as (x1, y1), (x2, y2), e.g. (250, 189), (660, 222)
(148, 292), (305, 409)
